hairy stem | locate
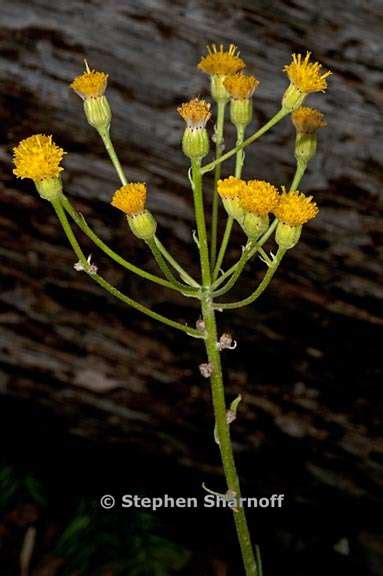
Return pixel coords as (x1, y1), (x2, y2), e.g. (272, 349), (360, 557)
(202, 296), (257, 575)
(191, 161), (257, 574)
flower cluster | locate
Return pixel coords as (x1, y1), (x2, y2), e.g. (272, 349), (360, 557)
(218, 176), (318, 226)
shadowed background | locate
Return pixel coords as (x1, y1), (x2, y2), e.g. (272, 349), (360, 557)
(0, 0), (382, 575)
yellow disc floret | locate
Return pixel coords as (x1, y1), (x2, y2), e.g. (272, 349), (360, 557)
(70, 61), (108, 99)
(284, 52), (332, 94)
(273, 188), (318, 226)
(292, 106), (327, 134)
(198, 44), (245, 76)
(111, 183), (147, 216)
(217, 176), (247, 199)
(224, 73), (259, 99)
(177, 98), (211, 129)
(241, 180), (279, 215)
(13, 134), (65, 181)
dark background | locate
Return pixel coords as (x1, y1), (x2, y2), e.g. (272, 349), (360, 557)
(0, 0), (382, 574)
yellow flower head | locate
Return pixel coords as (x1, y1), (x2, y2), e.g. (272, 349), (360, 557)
(284, 52), (332, 93)
(224, 73), (259, 100)
(273, 188), (318, 226)
(292, 106), (327, 134)
(13, 134), (65, 181)
(217, 176), (247, 199)
(198, 44), (245, 76)
(177, 98), (211, 129)
(111, 183), (147, 216)
(70, 61), (108, 99)
(241, 180), (279, 216)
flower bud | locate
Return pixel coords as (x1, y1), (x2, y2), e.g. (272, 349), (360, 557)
(128, 209), (157, 241)
(295, 133), (317, 165)
(241, 212), (269, 241)
(84, 95), (112, 132)
(230, 98), (253, 129)
(275, 222), (302, 249)
(35, 175), (63, 201)
(182, 127), (210, 160)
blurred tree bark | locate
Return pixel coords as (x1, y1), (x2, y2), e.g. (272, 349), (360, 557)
(0, 0), (382, 573)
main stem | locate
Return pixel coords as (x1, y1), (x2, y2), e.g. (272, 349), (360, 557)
(210, 100), (226, 268)
(192, 160), (257, 575)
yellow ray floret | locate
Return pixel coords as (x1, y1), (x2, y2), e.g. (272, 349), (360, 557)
(177, 98), (211, 129)
(292, 106), (327, 134)
(241, 180), (279, 216)
(198, 44), (245, 76)
(13, 134), (65, 181)
(284, 52), (332, 93)
(217, 176), (247, 199)
(70, 61), (108, 99)
(273, 188), (318, 226)
(111, 183), (147, 216)
(224, 73), (259, 99)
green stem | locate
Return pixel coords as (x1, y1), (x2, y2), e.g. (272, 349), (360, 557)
(212, 242), (253, 298)
(290, 161), (307, 191)
(61, 195), (198, 297)
(210, 100), (226, 268)
(213, 220), (277, 290)
(202, 108), (288, 175)
(154, 236), (200, 288)
(212, 217), (233, 280)
(98, 127), (127, 185)
(212, 124), (246, 282)
(191, 162), (257, 574)
(52, 198), (203, 338)
(202, 296), (257, 575)
(235, 125), (246, 178)
(191, 159), (211, 287)
(214, 247), (286, 310)
(146, 238), (190, 290)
